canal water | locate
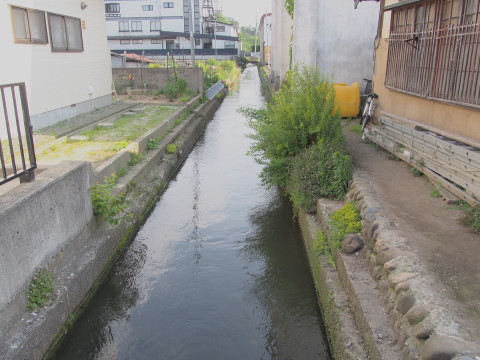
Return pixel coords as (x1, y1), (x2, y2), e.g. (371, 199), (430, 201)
(52, 66), (331, 360)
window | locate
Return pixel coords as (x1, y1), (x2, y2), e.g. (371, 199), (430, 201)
(105, 3), (120, 13)
(195, 38), (200, 46)
(151, 39), (162, 44)
(119, 21), (129, 32)
(143, 5), (153, 11)
(216, 25), (225, 32)
(132, 39), (143, 44)
(120, 39), (130, 44)
(131, 21), (142, 32)
(166, 40), (175, 49)
(11, 6), (48, 44)
(48, 13), (83, 52)
(385, 0), (480, 107)
(150, 21), (161, 31)
(163, 2), (174, 8)
(225, 41), (235, 49)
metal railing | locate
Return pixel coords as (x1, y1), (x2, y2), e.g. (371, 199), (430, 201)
(0, 82), (36, 185)
(385, 0), (480, 108)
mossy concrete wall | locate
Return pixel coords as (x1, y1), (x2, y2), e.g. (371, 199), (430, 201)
(0, 90), (227, 360)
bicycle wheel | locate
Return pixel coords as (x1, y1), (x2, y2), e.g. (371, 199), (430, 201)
(361, 114), (371, 131)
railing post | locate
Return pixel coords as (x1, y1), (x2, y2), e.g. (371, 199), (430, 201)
(19, 84), (36, 182)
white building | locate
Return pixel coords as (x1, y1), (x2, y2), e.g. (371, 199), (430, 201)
(0, 0), (113, 129)
(104, 0), (240, 59)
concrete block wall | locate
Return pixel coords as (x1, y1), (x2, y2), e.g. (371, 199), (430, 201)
(112, 67), (204, 93)
(0, 161), (94, 311)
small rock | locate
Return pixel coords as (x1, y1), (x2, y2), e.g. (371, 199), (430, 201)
(421, 335), (480, 360)
(346, 340), (353, 347)
(395, 281), (410, 294)
(397, 291), (416, 315)
(413, 318), (434, 339)
(31, 312), (37, 316)
(451, 356), (476, 360)
(406, 304), (433, 325)
(388, 271), (417, 286)
(384, 258), (398, 272)
(377, 332), (386, 339)
(342, 234), (364, 254)
(27, 319), (33, 324)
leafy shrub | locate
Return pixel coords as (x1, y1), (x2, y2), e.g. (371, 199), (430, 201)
(26, 268), (56, 310)
(163, 77), (193, 101)
(128, 152), (145, 166)
(288, 142), (352, 212)
(91, 175), (128, 224)
(329, 202), (362, 249)
(239, 66), (344, 189)
(197, 59), (241, 88)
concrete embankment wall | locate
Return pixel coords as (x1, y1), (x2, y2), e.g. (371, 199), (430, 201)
(0, 162), (94, 312)
(0, 90), (227, 360)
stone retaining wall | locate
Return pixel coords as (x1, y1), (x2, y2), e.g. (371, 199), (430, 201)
(347, 174), (480, 360)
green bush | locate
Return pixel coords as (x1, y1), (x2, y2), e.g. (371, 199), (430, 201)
(239, 66), (344, 189)
(288, 142), (352, 212)
(163, 77), (193, 101)
(91, 175), (128, 224)
(26, 268), (56, 310)
(166, 144), (178, 154)
(330, 202), (362, 248)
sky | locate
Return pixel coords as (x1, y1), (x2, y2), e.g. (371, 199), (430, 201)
(218, 0), (271, 27)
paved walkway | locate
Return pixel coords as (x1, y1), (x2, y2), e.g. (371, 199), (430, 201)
(345, 126), (480, 342)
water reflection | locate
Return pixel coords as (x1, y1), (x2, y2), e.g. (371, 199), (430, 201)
(241, 191), (331, 359)
(54, 242), (147, 359)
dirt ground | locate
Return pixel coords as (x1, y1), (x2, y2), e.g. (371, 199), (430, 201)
(117, 94), (189, 105)
(345, 125), (480, 341)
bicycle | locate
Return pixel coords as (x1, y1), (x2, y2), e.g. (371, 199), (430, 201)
(359, 79), (378, 132)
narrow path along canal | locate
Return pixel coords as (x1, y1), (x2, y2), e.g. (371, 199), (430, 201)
(52, 66), (331, 360)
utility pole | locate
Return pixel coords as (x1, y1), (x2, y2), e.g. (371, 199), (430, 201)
(189, 0), (196, 66)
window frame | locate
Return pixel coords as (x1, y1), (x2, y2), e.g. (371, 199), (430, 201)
(11, 6), (48, 44)
(105, 3), (120, 13)
(150, 20), (161, 31)
(142, 5), (154, 11)
(385, 0), (480, 108)
(163, 2), (174, 8)
(47, 12), (83, 52)
(118, 21), (129, 32)
(120, 39), (130, 44)
(132, 39), (143, 44)
(131, 21), (142, 32)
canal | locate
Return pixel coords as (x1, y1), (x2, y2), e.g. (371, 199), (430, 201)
(52, 66), (331, 360)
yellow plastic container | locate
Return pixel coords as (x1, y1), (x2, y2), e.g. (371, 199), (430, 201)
(334, 82), (360, 117)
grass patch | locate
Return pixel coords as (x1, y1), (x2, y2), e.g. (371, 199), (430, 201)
(166, 144), (178, 154)
(26, 268), (56, 311)
(350, 124), (362, 134)
(431, 188), (441, 198)
(329, 202), (362, 250)
(78, 106), (177, 142)
(91, 175), (129, 224)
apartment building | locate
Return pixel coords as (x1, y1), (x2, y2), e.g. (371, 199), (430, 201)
(104, 0), (240, 59)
